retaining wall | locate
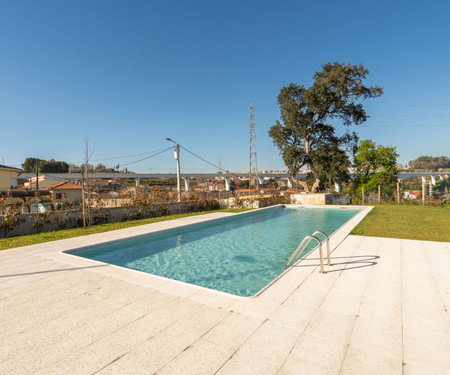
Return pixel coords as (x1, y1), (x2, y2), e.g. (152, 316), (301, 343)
(0, 201), (217, 238)
(290, 193), (333, 205)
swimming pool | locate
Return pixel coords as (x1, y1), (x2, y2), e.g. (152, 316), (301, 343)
(66, 205), (361, 296)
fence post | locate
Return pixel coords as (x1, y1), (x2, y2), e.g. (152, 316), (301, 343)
(422, 180), (425, 205)
(362, 186), (365, 205)
(397, 180), (400, 204)
(378, 185), (381, 204)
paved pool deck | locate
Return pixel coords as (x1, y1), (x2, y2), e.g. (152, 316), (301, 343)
(1, 207), (449, 374)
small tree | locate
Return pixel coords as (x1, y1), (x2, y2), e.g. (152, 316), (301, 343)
(269, 62), (383, 193)
(0, 193), (22, 237)
(351, 139), (399, 199)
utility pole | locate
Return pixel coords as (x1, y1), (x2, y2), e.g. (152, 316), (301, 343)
(166, 138), (181, 202)
(249, 103), (258, 190)
(35, 163), (39, 190)
(81, 166), (86, 227)
(83, 136), (94, 226)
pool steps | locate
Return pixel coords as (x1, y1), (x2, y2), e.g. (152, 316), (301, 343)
(284, 230), (330, 273)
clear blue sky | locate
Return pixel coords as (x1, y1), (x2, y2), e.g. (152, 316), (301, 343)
(1, 0), (449, 173)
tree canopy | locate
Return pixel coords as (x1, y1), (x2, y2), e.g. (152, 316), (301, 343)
(408, 156), (450, 171)
(269, 62), (383, 193)
(351, 139), (399, 194)
(22, 157), (69, 173)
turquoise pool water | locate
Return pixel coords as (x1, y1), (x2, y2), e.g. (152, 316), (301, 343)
(66, 206), (360, 296)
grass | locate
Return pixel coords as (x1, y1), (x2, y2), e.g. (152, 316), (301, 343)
(0, 208), (249, 250)
(350, 204), (450, 242)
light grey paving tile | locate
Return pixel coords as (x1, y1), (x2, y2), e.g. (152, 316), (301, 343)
(269, 301), (316, 332)
(95, 360), (142, 374)
(145, 297), (203, 325)
(172, 303), (229, 336)
(303, 308), (357, 345)
(1, 332), (92, 374)
(34, 343), (117, 375)
(125, 290), (178, 315)
(0, 271), (46, 292)
(111, 326), (199, 374)
(340, 345), (403, 375)
(274, 264), (313, 287)
(95, 298), (201, 358)
(0, 278), (68, 309)
(357, 295), (402, 327)
(403, 361), (444, 375)
(280, 273), (337, 309)
(215, 320), (300, 375)
(95, 267), (168, 289)
(320, 290), (364, 316)
(188, 289), (238, 309)
(155, 279), (202, 298)
(402, 289), (443, 309)
(70, 306), (144, 342)
(156, 338), (233, 375)
(57, 271), (113, 292)
(94, 315), (167, 358)
(326, 274), (368, 298)
(257, 275), (301, 303)
(364, 280), (402, 306)
(1, 309), (93, 360)
(102, 285), (156, 308)
(403, 327), (450, 371)
(228, 296), (281, 319)
(279, 333), (347, 375)
(202, 312), (263, 351)
(349, 317), (403, 360)
(403, 310), (450, 336)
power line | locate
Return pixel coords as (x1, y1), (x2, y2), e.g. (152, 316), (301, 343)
(370, 103), (450, 108)
(69, 148), (171, 165)
(372, 115), (450, 118)
(179, 145), (227, 172)
(364, 124), (450, 127)
(119, 147), (173, 167)
(94, 148), (170, 162)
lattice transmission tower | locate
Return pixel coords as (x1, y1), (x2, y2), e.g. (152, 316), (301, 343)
(249, 103), (259, 189)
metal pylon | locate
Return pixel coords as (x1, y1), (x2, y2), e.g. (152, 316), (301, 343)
(249, 103), (258, 189)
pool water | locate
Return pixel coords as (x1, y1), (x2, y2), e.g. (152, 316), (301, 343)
(67, 206), (360, 296)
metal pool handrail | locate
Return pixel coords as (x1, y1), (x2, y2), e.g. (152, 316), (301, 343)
(284, 235), (325, 273)
(312, 231), (331, 266)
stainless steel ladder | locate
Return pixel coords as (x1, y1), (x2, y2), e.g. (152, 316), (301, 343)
(284, 231), (331, 273)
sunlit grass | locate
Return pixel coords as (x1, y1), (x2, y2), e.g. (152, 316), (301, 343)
(351, 204), (450, 242)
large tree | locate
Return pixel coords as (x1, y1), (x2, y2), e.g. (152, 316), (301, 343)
(269, 62), (383, 193)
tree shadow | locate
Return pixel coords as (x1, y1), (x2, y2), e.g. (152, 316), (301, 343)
(0, 264), (108, 278)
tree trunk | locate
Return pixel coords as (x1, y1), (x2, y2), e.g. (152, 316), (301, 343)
(291, 176), (310, 192)
(304, 138), (321, 193)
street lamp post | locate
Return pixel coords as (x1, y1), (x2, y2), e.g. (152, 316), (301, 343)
(166, 138), (181, 202)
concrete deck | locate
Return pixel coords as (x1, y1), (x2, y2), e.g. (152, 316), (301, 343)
(1, 209), (449, 374)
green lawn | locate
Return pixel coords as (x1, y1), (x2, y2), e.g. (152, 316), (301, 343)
(351, 205), (450, 242)
(0, 209), (249, 250)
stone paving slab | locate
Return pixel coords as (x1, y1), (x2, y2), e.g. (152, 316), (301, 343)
(1, 207), (449, 374)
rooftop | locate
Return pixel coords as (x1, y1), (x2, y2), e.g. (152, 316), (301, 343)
(0, 164), (22, 173)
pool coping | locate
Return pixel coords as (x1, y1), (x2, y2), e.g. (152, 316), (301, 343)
(18, 204), (373, 307)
